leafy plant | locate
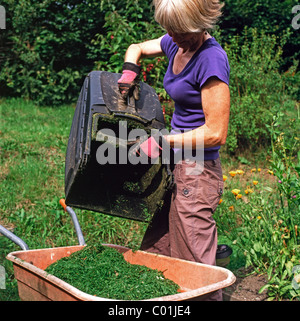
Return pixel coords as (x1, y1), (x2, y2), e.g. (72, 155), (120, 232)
(92, 0), (168, 91)
(223, 28), (299, 154)
(0, 0), (105, 105)
(219, 0), (300, 68)
(216, 112), (300, 301)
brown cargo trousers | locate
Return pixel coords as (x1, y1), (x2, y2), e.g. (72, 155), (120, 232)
(140, 158), (224, 301)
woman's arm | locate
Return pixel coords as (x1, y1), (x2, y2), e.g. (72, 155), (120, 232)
(124, 36), (165, 64)
(165, 77), (230, 149)
(118, 36), (165, 99)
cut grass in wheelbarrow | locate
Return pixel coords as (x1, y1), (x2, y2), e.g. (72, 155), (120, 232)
(45, 243), (179, 300)
(3, 200), (236, 301)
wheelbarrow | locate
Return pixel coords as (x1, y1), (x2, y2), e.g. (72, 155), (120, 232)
(1, 199), (235, 301)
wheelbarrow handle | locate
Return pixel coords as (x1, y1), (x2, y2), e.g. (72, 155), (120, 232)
(59, 199), (86, 246)
(0, 225), (29, 251)
(0, 201), (85, 250)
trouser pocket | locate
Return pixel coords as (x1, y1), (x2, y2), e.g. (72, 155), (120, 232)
(209, 179), (223, 213)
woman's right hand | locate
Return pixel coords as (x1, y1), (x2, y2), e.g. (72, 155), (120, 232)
(118, 62), (141, 100)
(118, 37), (164, 100)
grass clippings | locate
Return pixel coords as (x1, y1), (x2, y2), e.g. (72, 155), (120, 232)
(45, 244), (179, 300)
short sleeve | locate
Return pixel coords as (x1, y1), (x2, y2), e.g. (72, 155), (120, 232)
(198, 47), (230, 88)
(160, 34), (175, 59)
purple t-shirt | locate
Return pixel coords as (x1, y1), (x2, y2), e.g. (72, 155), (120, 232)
(160, 34), (230, 159)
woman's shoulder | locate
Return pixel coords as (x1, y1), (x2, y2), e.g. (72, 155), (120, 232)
(200, 38), (228, 61)
(160, 34), (177, 57)
(194, 38), (230, 87)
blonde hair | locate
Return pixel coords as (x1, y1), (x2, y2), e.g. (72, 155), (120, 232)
(153, 0), (224, 33)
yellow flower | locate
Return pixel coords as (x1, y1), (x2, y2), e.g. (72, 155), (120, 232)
(258, 168), (261, 172)
(268, 170), (274, 175)
(229, 171), (237, 177)
(219, 199), (223, 204)
(223, 175), (228, 182)
(253, 180), (258, 185)
(231, 189), (241, 196)
(236, 194), (242, 200)
(245, 188), (253, 194)
(251, 168), (256, 172)
(257, 216), (262, 220)
(236, 170), (245, 175)
(229, 205), (234, 211)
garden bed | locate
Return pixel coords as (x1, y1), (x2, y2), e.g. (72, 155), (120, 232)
(223, 268), (268, 301)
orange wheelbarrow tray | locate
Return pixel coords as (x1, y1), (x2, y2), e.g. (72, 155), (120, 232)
(1, 200), (236, 301)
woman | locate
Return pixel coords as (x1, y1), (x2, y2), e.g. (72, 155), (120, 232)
(118, 0), (230, 301)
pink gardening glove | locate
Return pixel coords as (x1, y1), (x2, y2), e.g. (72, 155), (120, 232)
(138, 136), (163, 159)
(131, 132), (168, 161)
(118, 62), (141, 100)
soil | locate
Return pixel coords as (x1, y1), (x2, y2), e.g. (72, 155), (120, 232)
(223, 267), (269, 301)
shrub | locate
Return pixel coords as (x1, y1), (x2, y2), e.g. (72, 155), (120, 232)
(0, 0), (105, 105)
(92, 0), (168, 91)
(223, 28), (299, 154)
(219, 0), (300, 68)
